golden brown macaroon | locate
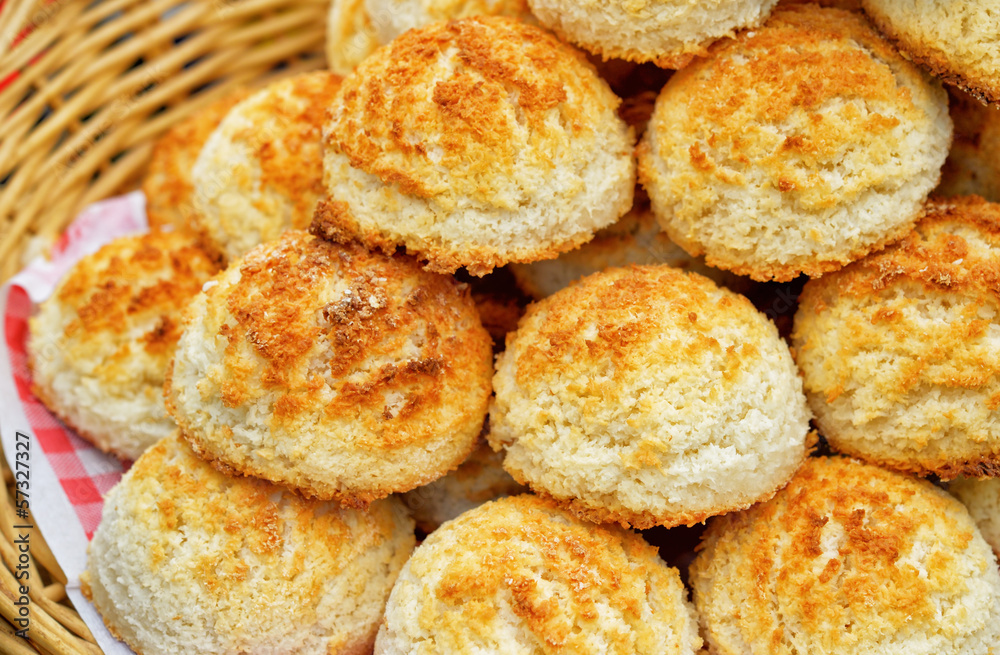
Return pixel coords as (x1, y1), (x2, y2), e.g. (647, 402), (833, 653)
(637, 6), (952, 282)
(375, 495), (703, 654)
(792, 196), (1000, 478)
(527, 0), (778, 68)
(27, 231), (220, 461)
(142, 89), (249, 233)
(938, 87), (1000, 202)
(83, 434), (416, 655)
(166, 230), (494, 506)
(320, 16), (636, 276)
(861, 0), (1000, 106)
(402, 439), (526, 532)
(510, 195), (742, 299)
(326, 0), (378, 76)
(490, 265), (811, 530)
(690, 456), (1000, 655)
(191, 71), (341, 263)
(950, 476), (1000, 558)
(326, 0), (532, 76)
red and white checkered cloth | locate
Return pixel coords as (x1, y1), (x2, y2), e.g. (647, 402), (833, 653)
(0, 191), (148, 655)
(4, 286), (124, 538)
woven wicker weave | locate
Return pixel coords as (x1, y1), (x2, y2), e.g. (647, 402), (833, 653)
(0, 0), (328, 651)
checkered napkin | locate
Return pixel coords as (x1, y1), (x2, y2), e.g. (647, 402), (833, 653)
(0, 191), (149, 655)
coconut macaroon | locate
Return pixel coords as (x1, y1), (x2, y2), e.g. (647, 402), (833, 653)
(27, 231), (220, 461)
(165, 230), (494, 506)
(938, 87), (1000, 203)
(142, 89), (248, 233)
(951, 477), (1000, 557)
(402, 440), (526, 532)
(861, 0), (1000, 106)
(375, 495), (702, 654)
(690, 457), (1000, 655)
(82, 434), (416, 655)
(326, 0), (531, 77)
(527, 0), (777, 68)
(489, 265), (811, 529)
(510, 196), (737, 299)
(191, 71), (341, 263)
(320, 16), (635, 276)
(637, 6), (952, 282)
(792, 197), (1000, 478)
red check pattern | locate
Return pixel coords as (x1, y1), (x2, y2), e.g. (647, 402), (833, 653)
(5, 281), (125, 540)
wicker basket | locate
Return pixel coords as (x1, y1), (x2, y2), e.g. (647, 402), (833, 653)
(0, 0), (328, 651)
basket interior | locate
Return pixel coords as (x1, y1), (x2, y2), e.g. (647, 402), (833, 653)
(0, 0), (329, 281)
(0, 1), (329, 652)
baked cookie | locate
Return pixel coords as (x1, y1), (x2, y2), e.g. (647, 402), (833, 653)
(28, 231), (220, 460)
(490, 265), (811, 529)
(528, 0), (778, 68)
(691, 456), (1000, 655)
(83, 434), (415, 655)
(191, 71), (341, 263)
(319, 16), (635, 276)
(792, 197), (1000, 478)
(326, 0), (531, 75)
(143, 89), (248, 233)
(638, 6), (951, 281)
(951, 476), (1000, 558)
(937, 87), (1000, 203)
(166, 231), (494, 506)
(510, 194), (741, 299)
(402, 440), (526, 532)
(375, 495), (702, 654)
(862, 0), (1000, 106)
